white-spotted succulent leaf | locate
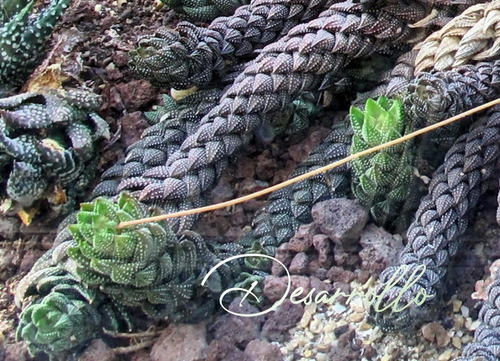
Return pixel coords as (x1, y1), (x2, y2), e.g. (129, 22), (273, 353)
(0, 88), (109, 215)
(0, 0), (72, 94)
(16, 272), (102, 358)
(350, 96), (414, 227)
(160, 0), (249, 22)
(66, 193), (255, 321)
(16, 268), (133, 359)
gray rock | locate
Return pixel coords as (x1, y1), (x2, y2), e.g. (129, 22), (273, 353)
(289, 252), (309, 274)
(263, 275), (311, 303)
(261, 300), (304, 342)
(0, 248), (16, 281)
(359, 224), (403, 274)
(0, 216), (19, 240)
(287, 224), (314, 252)
(206, 340), (252, 361)
(312, 199), (368, 245)
(244, 339), (283, 361)
(3, 342), (29, 361)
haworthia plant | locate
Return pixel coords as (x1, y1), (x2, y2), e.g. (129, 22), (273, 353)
(16, 268), (132, 359)
(0, 0), (72, 94)
(16, 191), (274, 357)
(0, 88), (109, 217)
(350, 97), (414, 227)
(160, 0), (249, 22)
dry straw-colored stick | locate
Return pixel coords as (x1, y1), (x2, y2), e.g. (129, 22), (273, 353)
(118, 97), (500, 229)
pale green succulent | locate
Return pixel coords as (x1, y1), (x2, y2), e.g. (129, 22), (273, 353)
(350, 97), (414, 227)
(66, 194), (197, 316)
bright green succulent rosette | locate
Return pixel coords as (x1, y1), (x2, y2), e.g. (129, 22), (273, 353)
(66, 194), (198, 316)
(350, 97), (414, 227)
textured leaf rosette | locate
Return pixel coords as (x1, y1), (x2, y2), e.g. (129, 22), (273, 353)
(16, 268), (133, 358)
(16, 273), (102, 357)
(0, 0), (72, 93)
(66, 193), (223, 320)
(350, 97), (414, 226)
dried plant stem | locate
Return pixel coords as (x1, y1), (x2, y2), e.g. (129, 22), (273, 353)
(118, 97), (500, 229)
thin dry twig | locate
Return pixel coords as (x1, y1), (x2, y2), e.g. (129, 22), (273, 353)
(118, 97), (500, 229)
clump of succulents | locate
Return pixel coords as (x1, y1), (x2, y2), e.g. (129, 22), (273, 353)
(0, 0), (72, 94)
(16, 267), (133, 359)
(16, 275), (103, 357)
(16, 191), (272, 358)
(0, 88), (109, 218)
(66, 193), (202, 319)
(159, 0), (249, 22)
(65, 192), (262, 320)
(350, 96), (414, 227)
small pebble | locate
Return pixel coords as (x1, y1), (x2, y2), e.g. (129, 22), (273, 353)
(359, 322), (373, 331)
(348, 312), (365, 323)
(452, 336), (462, 349)
(299, 304), (315, 328)
(350, 297), (365, 313)
(421, 322), (450, 347)
(331, 303), (347, 314)
(438, 349), (453, 361)
(452, 298), (463, 313)
(467, 320), (481, 331)
(333, 324), (350, 338)
(309, 318), (324, 334)
(453, 315), (465, 329)
(317, 333), (334, 352)
(316, 352), (327, 361)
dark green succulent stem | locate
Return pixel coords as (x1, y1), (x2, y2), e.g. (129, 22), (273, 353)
(0, 0), (30, 23)
(130, 0), (337, 89)
(16, 268), (132, 360)
(160, 0), (249, 22)
(0, 0), (72, 93)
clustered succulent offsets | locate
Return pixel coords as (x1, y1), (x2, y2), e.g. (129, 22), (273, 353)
(11, 0), (500, 360)
(0, 88), (110, 217)
(16, 192), (268, 356)
(414, 0), (500, 74)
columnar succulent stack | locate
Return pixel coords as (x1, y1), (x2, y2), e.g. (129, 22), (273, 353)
(10, 0), (500, 360)
(415, 0), (500, 74)
(349, 97), (413, 227)
(159, 0), (250, 22)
